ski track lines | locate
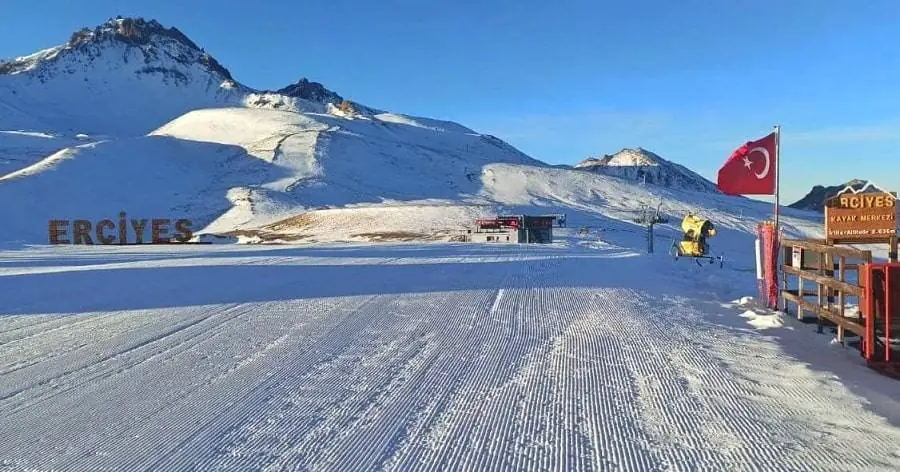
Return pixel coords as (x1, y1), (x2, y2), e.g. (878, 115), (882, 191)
(1, 245), (900, 470)
(589, 291), (900, 472)
(0, 254), (305, 383)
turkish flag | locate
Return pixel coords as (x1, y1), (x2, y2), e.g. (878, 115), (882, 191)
(716, 132), (777, 195)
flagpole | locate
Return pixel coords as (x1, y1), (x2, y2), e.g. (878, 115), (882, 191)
(774, 124), (781, 231)
(773, 124), (782, 311)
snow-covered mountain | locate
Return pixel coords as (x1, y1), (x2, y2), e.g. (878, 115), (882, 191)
(0, 16), (545, 243)
(788, 179), (868, 212)
(0, 17), (253, 136)
(573, 148), (719, 193)
(0, 17), (374, 136)
(0, 17), (824, 251)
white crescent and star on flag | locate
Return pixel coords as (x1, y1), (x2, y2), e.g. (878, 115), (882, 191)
(741, 147), (770, 180)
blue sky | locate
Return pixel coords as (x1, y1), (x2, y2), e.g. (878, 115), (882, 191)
(2, 0), (900, 203)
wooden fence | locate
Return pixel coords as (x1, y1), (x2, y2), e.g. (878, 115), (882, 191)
(780, 239), (872, 343)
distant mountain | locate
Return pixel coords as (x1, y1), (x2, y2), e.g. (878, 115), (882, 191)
(788, 179), (868, 212)
(573, 147), (718, 193)
(0, 17), (357, 136)
(0, 16), (550, 243)
(0, 17), (250, 135)
(0, 16), (811, 247)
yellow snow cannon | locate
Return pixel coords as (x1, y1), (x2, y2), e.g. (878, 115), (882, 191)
(671, 214), (724, 267)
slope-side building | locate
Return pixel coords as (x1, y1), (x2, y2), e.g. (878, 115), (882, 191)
(466, 215), (556, 244)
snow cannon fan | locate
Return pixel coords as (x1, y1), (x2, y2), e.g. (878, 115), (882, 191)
(670, 213), (725, 268)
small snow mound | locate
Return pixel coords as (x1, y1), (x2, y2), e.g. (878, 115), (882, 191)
(739, 309), (785, 330)
(730, 296), (757, 307)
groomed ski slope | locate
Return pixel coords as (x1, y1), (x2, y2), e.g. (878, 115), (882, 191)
(1, 235), (899, 471)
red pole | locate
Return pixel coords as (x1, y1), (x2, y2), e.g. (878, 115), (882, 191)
(886, 266), (892, 362)
(864, 264), (875, 361)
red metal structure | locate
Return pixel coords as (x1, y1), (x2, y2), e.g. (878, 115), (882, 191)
(474, 215), (556, 230)
(474, 216), (521, 229)
(757, 221), (779, 309)
(471, 215), (557, 244)
(862, 262), (900, 377)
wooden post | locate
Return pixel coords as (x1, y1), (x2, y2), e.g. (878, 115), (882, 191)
(781, 243), (789, 313)
(825, 250), (835, 305)
(838, 256), (846, 318)
(781, 264), (789, 313)
(823, 250), (841, 342)
(837, 255), (846, 344)
(817, 250), (824, 333)
(890, 235), (898, 263)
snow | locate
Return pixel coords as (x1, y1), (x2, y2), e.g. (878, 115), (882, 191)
(244, 92), (336, 116)
(373, 112), (475, 134)
(151, 107), (328, 161)
(0, 130), (56, 138)
(1, 45), (65, 74)
(0, 105), (550, 244)
(2, 18), (899, 470)
(739, 308), (786, 329)
(0, 100), (834, 253)
(0, 130), (84, 176)
(243, 203), (493, 243)
(575, 148), (720, 193)
(0, 30), (246, 136)
(0, 237), (898, 471)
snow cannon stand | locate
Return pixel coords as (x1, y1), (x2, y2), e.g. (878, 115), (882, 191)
(669, 214), (725, 268)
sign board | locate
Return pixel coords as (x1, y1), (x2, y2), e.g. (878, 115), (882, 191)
(48, 212), (194, 244)
(783, 244), (822, 270)
(825, 190), (897, 243)
(792, 246), (802, 268)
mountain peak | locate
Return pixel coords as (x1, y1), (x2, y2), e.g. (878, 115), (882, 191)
(69, 17), (200, 50)
(789, 179), (870, 212)
(0, 17), (248, 134)
(574, 147), (718, 193)
(276, 77), (343, 104)
(1, 17), (235, 82)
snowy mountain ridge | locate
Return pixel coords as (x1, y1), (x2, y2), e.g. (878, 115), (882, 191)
(0, 17), (231, 78)
(0, 16), (826, 251)
(0, 17), (371, 136)
(574, 147), (719, 194)
(788, 179), (869, 212)
(0, 17), (250, 135)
